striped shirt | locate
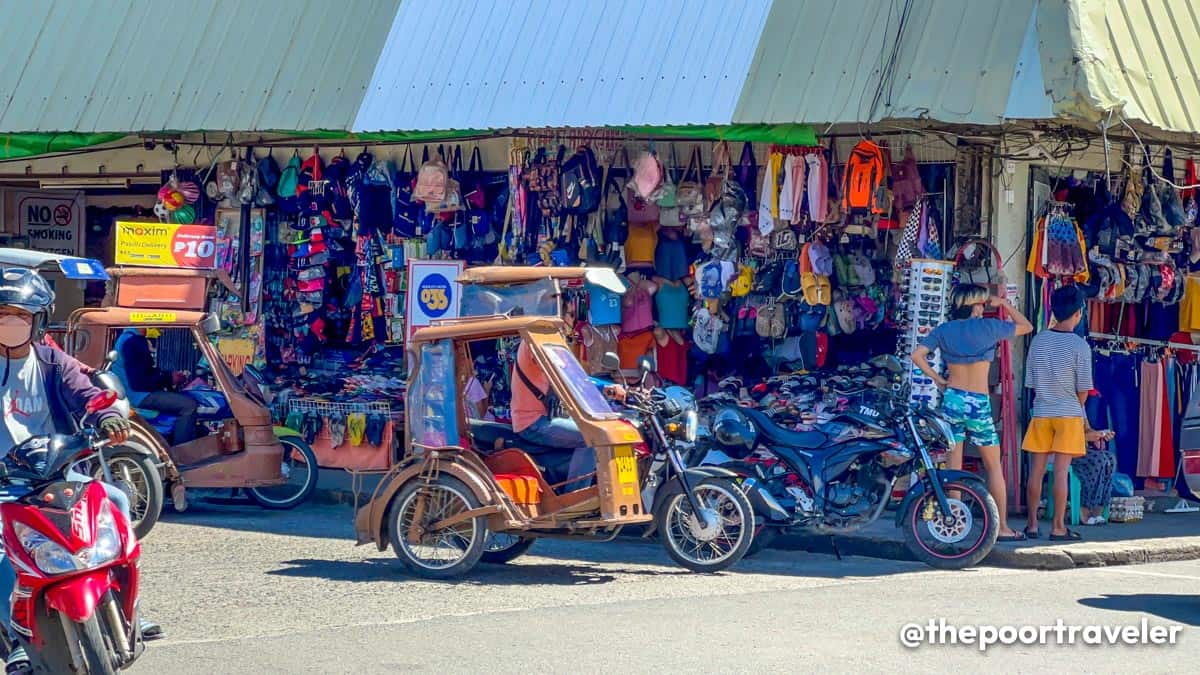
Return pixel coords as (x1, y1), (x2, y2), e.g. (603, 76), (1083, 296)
(1024, 329), (1093, 418)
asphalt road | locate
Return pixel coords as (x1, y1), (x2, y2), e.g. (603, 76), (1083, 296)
(130, 500), (1198, 674)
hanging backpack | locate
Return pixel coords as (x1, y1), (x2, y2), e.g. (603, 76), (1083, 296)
(601, 165), (628, 246)
(735, 142), (758, 206)
(755, 302), (786, 339)
(631, 149), (665, 202)
(781, 259), (802, 296)
(393, 148), (421, 238)
(657, 145), (679, 207)
(414, 148), (450, 203)
(463, 147), (488, 211)
(705, 142), (732, 207)
(622, 148), (659, 224)
(800, 243), (831, 305)
(560, 145), (602, 215)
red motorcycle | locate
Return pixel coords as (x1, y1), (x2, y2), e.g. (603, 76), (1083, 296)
(1, 391), (145, 674)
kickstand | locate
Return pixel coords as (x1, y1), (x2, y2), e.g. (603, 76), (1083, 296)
(829, 535), (842, 561)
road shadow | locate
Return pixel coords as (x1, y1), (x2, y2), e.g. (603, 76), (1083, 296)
(1078, 594), (1200, 626)
(156, 498), (356, 541)
(265, 556), (687, 586)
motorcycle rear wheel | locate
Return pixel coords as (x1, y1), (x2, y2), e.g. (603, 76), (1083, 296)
(901, 477), (999, 569)
(481, 532), (536, 564)
(247, 436), (319, 510)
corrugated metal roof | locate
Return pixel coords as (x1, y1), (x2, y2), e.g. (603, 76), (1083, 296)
(1038, 0), (1200, 134)
(0, 0), (399, 133)
(352, 0), (773, 132)
(734, 0), (1037, 126)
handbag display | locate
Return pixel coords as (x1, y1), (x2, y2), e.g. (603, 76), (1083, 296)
(677, 146), (706, 216)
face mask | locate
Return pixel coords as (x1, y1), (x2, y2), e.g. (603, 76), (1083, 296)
(0, 315), (33, 348)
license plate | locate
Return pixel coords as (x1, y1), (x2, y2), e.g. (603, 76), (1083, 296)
(614, 445), (637, 484)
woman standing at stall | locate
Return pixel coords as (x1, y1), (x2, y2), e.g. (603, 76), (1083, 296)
(911, 284), (1034, 542)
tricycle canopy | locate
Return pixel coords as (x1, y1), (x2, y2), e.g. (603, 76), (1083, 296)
(457, 266), (624, 320)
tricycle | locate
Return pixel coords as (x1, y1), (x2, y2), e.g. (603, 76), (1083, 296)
(354, 267), (755, 577)
(61, 264), (318, 534)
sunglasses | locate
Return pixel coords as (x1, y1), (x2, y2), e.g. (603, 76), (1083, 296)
(917, 311), (942, 320)
(922, 267), (946, 275)
(920, 276), (945, 284)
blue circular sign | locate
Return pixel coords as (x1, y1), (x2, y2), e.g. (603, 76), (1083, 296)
(418, 273), (452, 318)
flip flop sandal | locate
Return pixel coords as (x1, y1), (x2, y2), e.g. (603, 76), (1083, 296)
(997, 531), (1027, 543)
(1024, 528), (1041, 539)
(1049, 529), (1082, 541)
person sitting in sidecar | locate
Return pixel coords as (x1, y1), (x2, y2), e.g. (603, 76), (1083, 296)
(110, 328), (198, 443)
(510, 340), (624, 491)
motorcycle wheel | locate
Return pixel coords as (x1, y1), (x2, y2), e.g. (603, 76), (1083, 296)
(248, 436), (319, 510)
(387, 475), (486, 579)
(655, 477), (754, 573)
(72, 615), (117, 675)
(901, 477), (999, 569)
(95, 447), (163, 540)
(481, 532), (536, 565)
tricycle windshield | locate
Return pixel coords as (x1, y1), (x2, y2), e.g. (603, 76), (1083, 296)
(542, 343), (618, 419)
(461, 279), (558, 318)
(408, 339), (460, 447)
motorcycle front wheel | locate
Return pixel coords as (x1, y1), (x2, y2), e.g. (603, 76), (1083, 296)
(94, 447), (163, 540)
(70, 615), (117, 675)
(655, 477), (754, 573)
(901, 477), (999, 569)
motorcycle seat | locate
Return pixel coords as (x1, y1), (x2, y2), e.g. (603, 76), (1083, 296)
(742, 408), (827, 450)
(467, 420), (563, 456)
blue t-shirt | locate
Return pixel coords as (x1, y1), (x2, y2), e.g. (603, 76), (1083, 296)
(587, 283), (622, 326)
(919, 318), (1015, 364)
(655, 282), (690, 330)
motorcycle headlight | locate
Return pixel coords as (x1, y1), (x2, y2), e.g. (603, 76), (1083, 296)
(684, 410), (698, 443)
(12, 502), (121, 576)
(14, 522), (79, 575)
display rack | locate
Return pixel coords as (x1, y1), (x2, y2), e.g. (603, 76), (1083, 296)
(285, 399), (396, 470)
(898, 258), (952, 408)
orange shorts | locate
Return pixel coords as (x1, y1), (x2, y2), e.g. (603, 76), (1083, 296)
(1021, 417), (1086, 457)
(618, 330), (655, 369)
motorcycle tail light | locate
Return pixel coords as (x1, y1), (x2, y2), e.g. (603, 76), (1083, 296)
(618, 420), (651, 457)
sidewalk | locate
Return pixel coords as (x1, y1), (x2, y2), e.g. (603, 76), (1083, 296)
(776, 509), (1200, 570)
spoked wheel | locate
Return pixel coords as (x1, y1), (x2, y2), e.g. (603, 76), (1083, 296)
(69, 615), (117, 675)
(481, 532), (536, 565)
(248, 437), (319, 510)
(902, 477), (999, 569)
(655, 477), (754, 573)
(387, 475), (486, 579)
(94, 448), (163, 540)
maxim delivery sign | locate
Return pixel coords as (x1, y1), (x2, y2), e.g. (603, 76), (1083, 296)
(114, 221), (217, 268)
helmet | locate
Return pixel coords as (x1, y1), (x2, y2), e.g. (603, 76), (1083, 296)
(652, 386), (695, 424)
(0, 267), (55, 337)
(712, 407), (756, 453)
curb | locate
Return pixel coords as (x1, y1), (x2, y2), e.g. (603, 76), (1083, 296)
(774, 533), (1200, 570)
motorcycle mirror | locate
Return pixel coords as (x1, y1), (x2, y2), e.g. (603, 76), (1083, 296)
(199, 313), (222, 335)
(600, 351), (621, 372)
(101, 349), (119, 371)
(85, 390), (118, 414)
(94, 371), (126, 400)
(637, 356), (655, 375)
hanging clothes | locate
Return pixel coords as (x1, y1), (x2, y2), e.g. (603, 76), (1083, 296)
(1093, 351), (1141, 478)
(1137, 358), (1164, 478)
(1159, 357), (1179, 478)
(788, 154), (806, 224)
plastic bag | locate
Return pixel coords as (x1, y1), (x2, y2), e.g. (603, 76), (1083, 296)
(1112, 472), (1135, 498)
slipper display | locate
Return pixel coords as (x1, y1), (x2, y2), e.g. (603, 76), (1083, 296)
(346, 413), (367, 446)
(326, 415), (347, 448)
(365, 413), (387, 447)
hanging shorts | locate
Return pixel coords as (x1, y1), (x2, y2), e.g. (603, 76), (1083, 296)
(1022, 417), (1086, 457)
(939, 387), (1000, 447)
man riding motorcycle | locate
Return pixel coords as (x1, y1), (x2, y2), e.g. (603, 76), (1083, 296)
(0, 268), (162, 673)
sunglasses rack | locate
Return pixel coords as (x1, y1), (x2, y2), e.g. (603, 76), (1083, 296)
(897, 258), (953, 408)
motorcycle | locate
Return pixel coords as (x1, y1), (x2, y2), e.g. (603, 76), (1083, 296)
(0, 391), (147, 674)
(705, 355), (999, 569)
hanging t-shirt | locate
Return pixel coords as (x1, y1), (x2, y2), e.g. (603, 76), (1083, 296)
(779, 154), (796, 222)
(788, 155), (806, 223)
(0, 355), (52, 452)
(625, 222), (658, 265)
(654, 233), (688, 281)
(655, 281), (691, 330)
(620, 278), (657, 334)
(656, 336), (688, 385)
(587, 283), (623, 326)
(692, 306), (725, 354)
(696, 259), (735, 299)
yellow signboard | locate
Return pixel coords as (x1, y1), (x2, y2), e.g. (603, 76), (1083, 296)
(216, 337), (255, 375)
(129, 311), (177, 323)
(114, 221), (217, 268)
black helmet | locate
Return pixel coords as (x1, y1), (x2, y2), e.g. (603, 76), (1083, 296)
(0, 267), (55, 337)
(712, 407), (756, 454)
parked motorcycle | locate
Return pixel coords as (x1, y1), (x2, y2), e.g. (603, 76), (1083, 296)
(705, 355), (999, 569)
(0, 391), (148, 674)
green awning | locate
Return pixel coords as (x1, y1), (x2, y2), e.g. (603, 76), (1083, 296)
(0, 133), (127, 160)
(617, 124), (817, 146)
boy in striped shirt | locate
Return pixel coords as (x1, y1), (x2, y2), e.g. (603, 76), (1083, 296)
(1022, 286), (1112, 541)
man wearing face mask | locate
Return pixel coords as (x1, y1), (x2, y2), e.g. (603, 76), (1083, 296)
(0, 269), (162, 673)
